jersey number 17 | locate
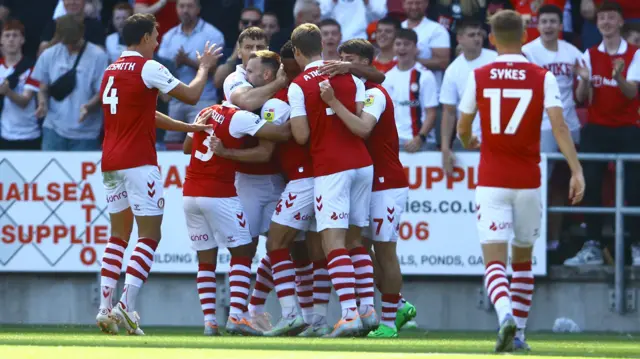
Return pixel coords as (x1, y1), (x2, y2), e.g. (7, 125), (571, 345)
(483, 88), (532, 135)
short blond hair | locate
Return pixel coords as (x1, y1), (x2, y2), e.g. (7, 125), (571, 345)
(490, 10), (524, 46)
(291, 23), (322, 58)
(249, 50), (281, 72)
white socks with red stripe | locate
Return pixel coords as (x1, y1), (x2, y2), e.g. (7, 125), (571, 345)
(312, 259), (330, 324)
(294, 260), (314, 324)
(484, 261), (512, 324)
(197, 263), (217, 324)
(248, 255), (273, 315)
(326, 248), (358, 320)
(511, 261), (534, 339)
(349, 246), (375, 314)
(269, 248), (299, 317)
(229, 256), (252, 318)
(119, 238), (158, 312)
(381, 293), (400, 329)
(99, 236), (128, 309)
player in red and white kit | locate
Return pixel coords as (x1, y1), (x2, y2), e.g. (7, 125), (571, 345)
(184, 103), (291, 336)
(456, 10), (584, 352)
(97, 13), (222, 335)
(319, 39), (410, 338)
(289, 23), (375, 337)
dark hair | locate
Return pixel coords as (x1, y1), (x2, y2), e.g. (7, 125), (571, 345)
(596, 1), (623, 16)
(456, 18), (483, 34)
(241, 6), (263, 18)
(238, 26), (268, 45)
(318, 18), (341, 32)
(280, 40), (294, 59)
(55, 14), (85, 44)
(291, 23), (323, 58)
(338, 39), (375, 64)
(377, 16), (402, 30)
(122, 13), (157, 46)
(113, 2), (134, 13)
(395, 28), (418, 44)
(538, 4), (563, 23)
(490, 10), (524, 45)
(2, 19), (25, 36)
(249, 50), (281, 72)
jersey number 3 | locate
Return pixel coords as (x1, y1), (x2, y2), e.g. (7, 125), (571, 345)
(102, 76), (119, 114)
(483, 88), (532, 135)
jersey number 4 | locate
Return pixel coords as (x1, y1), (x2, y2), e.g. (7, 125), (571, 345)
(483, 88), (532, 135)
(102, 76), (119, 114)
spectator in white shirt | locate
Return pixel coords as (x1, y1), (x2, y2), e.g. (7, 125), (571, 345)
(318, 0), (387, 42)
(158, 0), (224, 142)
(439, 20), (496, 173)
(382, 29), (438, 152)
(105, 2), (133, 63)
(401, 0), (451, 82)
(319, 18), (342, 61)
(0, 20), (41, 150)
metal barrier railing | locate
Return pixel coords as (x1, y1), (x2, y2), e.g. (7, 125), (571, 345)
(546, 153), (640, 315)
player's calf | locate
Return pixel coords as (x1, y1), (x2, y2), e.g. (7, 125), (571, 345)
(196, 249), (218, 336)
(291, 239), (314, 326)
(511, 245), (535, 345)
(226, 243), (262, 336)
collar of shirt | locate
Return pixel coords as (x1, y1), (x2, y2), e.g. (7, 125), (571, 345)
(222, 100), (239, 108)
(597, 39), (628, 54)
(121, 50), (143, 57)
(305, 60), (325, 70)
(495, 54), (529, 63)
(179, 18), (205, 36)
(235, 64), (246, 76)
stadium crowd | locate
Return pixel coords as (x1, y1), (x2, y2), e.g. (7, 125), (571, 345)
(0, 1), (639, 267)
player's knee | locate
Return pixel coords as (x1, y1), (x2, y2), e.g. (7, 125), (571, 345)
(229, 242), (256, 258)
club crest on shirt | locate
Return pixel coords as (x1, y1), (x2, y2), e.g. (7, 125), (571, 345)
(410, 82), (419, 92)
(365, 94), (374, 107)
(263, 108), (275, 122)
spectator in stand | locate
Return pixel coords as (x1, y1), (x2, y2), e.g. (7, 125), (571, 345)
(372, 16), (401, 73)
(134, 0), (179, 43)
(510, 0), (567, 43)
(105, 2), (133, 63)
(0, 20), (41, 150)
(439, 20), (496, 173)
(269, 0), (321, 54)
(581, 0), (640, 49)
(566, 1), (640, 266)
(213, 6), (262, 89)
(401, 0), (451, 83)
(158, 0), (223, 142)
(624, 22), (640, 46)
(261, 11), (280, 42)
(31, 15), (108, 151)
(83, 0), (101, 19)
(382, 29), (439, 152)
(39, 0), (106, 55)
(0, 0), (59, 58)
(319, 19), (342, 60)
(318, 0), (387, 42)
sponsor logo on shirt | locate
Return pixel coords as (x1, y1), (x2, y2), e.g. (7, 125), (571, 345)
(365, 95), (374, 107)
(263, 108), (275, 122)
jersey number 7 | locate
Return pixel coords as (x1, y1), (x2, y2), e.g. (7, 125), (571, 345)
(483, 88), (532, 135)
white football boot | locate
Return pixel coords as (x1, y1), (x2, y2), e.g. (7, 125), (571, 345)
(96, 307), (119, 335)
(111, 302), (145, 336)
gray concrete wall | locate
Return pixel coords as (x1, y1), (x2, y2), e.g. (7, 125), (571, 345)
(1, 266), (639, 332)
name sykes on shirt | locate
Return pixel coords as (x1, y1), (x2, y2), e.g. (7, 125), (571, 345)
(489, 68), (527, 81)
(106, 62), (136, 72)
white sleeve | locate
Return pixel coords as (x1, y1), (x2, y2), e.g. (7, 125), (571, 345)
(141, 60), (180, 94)
(581, 49), (592, 78)
(229, 110), (268, 138)
(544, 72), (563, 109)
(288, 83), (307, 117)
(626, 49), (640, 82)
(362, 87), (386, 122)
(223, 71), (253, 101)
(458, 72), (477, 114)
(430, 24), (451, 48)
(261, 98), (291, 125)
(353, 75), (366, 102)
(420, 70), (439, 108)
(438, 67), (459, 105)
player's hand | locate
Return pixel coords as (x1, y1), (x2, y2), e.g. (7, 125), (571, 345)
(196, 41), (223, 70)
(35, 101), (48, 118)
(441, 147), (455, 175)
(79, 104), (89, 122)
(276, 64), (289, 86)
(190, 107), (214, 131)
(208, 135), (227, 155)
(573, 59), (590, 81)
(319, 80), (336, 104)
(568, 171), (585, 205)
(612, 58), (625, 80)
(467, 135), (480, 149)
(319, 61), (352, 78)
(404, 136), (423, 153)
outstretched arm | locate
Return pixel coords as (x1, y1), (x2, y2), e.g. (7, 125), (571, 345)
(211, 138), (276, 163)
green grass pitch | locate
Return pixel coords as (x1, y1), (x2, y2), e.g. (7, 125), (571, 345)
(0, 325), (638, 359)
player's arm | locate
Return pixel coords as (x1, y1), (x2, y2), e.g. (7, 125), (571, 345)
(214, 139), (276, 163)
(155, 111), (212, 132)
(456, 73), (478, 149)
(134, 0), (168, 14)
(230, 75), (288, 111)
(166, 43), (222, 105)
(320, 84), (378, 139)
(183, 135), (193, 154)
(288, 83), (310, 145)
(545, 73), (582, 175)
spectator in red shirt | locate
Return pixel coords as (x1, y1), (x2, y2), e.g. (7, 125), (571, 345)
(134, 0), (179, 43)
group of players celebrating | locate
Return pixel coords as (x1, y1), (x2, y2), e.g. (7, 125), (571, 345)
(94, 7), (584, 352)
